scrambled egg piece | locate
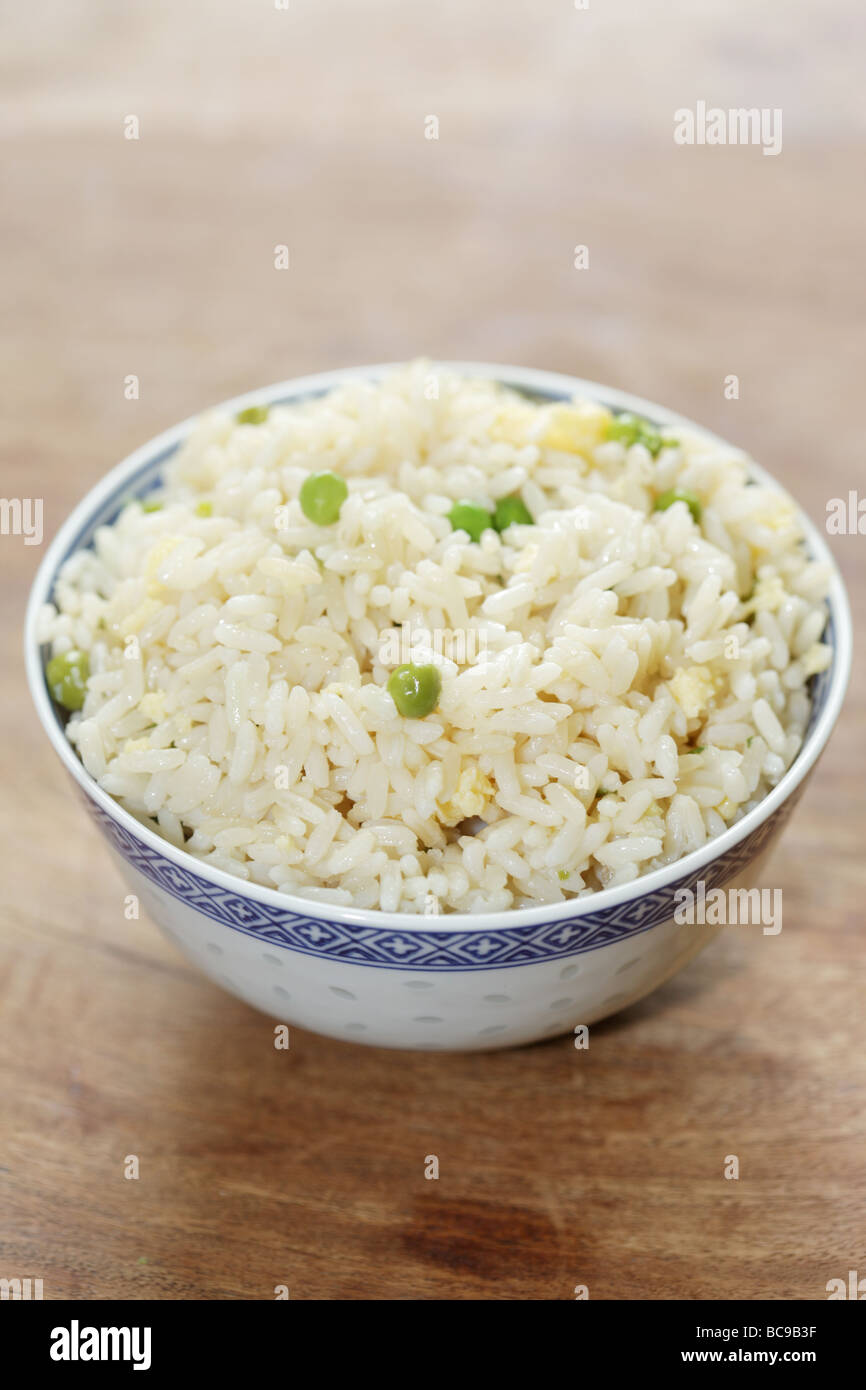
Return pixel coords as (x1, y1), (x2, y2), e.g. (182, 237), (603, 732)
(801, 643), (831, 677)
(760, 501), (797, 533)
(139, 691), (166, 721)
(669, 664), (719, 719)
(436, 767), (494, 826)
(144, 536), (182, 596)
(541, 402), (611, 455)
(489, 402), (537, 445)
(742, 572), (786, 616)
(119, 597), (163, 636)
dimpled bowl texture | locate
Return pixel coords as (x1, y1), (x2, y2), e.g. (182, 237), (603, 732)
(25, 364), (852, 1051)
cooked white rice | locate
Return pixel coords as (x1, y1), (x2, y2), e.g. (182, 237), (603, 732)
(39, 363), (832, 914)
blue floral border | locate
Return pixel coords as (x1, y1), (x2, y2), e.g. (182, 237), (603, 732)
(83, 783), (805, 971)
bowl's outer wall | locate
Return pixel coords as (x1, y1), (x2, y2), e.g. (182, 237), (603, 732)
(81, 773), (806, 1050)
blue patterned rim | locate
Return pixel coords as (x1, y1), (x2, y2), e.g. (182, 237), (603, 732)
(25, 363), (851, 967)
(84, 783), (805, 970)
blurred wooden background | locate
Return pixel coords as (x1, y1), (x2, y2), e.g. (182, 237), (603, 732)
(1, 0), (864, 1300)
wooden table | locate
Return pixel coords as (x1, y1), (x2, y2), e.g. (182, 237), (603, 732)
(2, 0), (864, 1300)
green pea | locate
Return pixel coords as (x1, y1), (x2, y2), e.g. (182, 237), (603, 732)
(46, 649), (90, 711)
(387, 663), (442, 718)
(447, 500), (494, 542)
(237, 404), (269, 425)
(653, 488), (702, 523)
(493, 495), (533, 531)
(639, 425), (663, 457)
(300, 471), (348, 525)
(195, 500), (213, 517)
(606, 413), (643, 448)
(141, 499), (162, 513)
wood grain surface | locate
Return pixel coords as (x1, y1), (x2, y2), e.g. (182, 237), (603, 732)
(1, 0), (864, 1300)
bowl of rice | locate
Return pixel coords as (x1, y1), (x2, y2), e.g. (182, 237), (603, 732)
(26, 362), (851, 1050)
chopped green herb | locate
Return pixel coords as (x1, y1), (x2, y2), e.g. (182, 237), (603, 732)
(654, 488), (702, 523)
(141, 499), (162, 513)
(693, 745), (706, 754)
(639, 425), (663, 456)
(237, 404), (269, 425)
(46, 649), (90, 711)
(387, 663), (442, 718)
(195, 500), (213, 517)
(747, 735), (755, 747)
(606, 413), (643, 448)
(557, 869), (570, 881)
(447, 500), (494, 542)
(300, 471), (348, 525)
(606, 412), (670, 457)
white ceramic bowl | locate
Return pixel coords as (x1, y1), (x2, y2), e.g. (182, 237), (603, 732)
(25, 364), (852, 1051)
